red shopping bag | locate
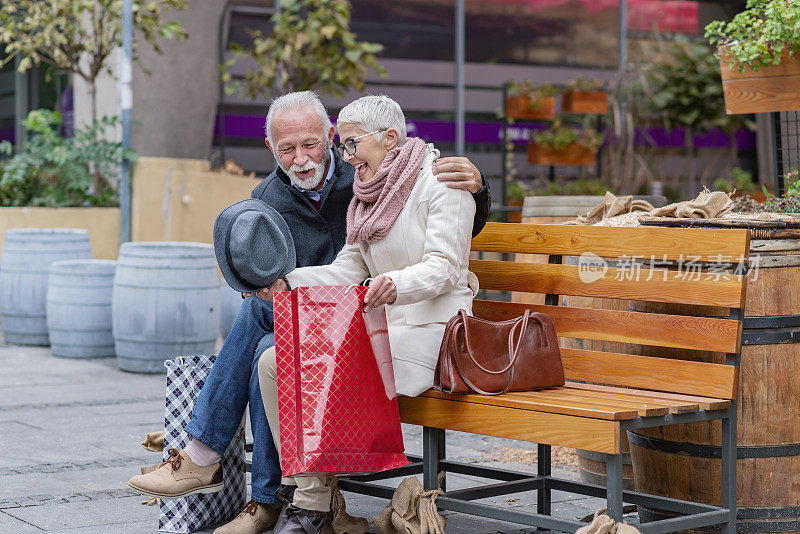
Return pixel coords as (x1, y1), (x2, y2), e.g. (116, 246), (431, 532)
(274, 285), (409, 477)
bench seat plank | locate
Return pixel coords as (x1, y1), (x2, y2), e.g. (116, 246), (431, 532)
(550, 385), (699, 414)
(418, 382), (702, 419)
(418, 390), (642, 420)
(472, 300), (742, 354)
(564, 382), (730, 411)
(399, 395), (622, 454)
(471, 223), (750, 262)
(499, 389), (672, 417)
(470, 260), (746, 308)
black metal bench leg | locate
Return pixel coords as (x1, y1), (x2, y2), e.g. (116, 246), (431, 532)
(423, 427), (446, 491)
(721, 409), (737, 534)
(605, 453), (623, 522)
(537, 443), (552, 517)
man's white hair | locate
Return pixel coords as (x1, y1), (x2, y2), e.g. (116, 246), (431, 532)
(336, 95), (407, 145)
(264, 91), (332, 147)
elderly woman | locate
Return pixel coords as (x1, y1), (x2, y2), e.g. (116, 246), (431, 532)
(258, 95), (477, 531)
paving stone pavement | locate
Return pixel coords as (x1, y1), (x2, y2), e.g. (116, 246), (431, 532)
(0, 335), (636, 534)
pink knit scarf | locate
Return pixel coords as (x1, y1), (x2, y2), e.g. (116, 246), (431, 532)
(346, 137), (427, 244)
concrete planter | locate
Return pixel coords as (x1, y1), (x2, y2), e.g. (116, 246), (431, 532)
(0, 208), (120, 260)
(132, 157), (260, 245)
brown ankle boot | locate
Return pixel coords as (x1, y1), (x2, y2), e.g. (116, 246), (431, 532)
(213, 500), (282, 534)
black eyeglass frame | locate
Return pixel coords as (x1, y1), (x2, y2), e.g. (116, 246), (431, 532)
(336, 128), (388, 157)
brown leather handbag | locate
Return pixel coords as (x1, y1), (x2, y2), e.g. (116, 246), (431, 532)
(434, 309), (565, 395)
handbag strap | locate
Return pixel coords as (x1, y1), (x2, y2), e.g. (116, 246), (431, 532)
(452, 309), (533, 395)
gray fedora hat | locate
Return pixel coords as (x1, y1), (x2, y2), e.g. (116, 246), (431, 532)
(213, 199), (296, 293)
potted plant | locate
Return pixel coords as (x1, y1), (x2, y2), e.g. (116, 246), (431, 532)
(705, 0), (800, 114)
(561, 77), (608, 114)
(528, 121), (602, 166)
(506, 179), (528, 223)
(505, 81), (558, 121)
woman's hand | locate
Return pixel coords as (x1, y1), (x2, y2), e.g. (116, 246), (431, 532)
(364, 275), (397, 312)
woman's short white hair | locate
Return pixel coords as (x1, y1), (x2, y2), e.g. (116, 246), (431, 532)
(264, 91), (332, 147)
(337, 95), (407, 145)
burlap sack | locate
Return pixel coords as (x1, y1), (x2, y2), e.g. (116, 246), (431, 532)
(141, 430), (164, 452)
(331, 480), (370, 534)
(569, 190), (734, 226)
(649, 190), (733, 219)
(373, 474), (446, 534)
(575, 509), (641, 534)
(569, 192), (655, 225)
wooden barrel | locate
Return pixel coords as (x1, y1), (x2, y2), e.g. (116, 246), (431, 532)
(0, 229), (92, 345)
(220, 284), (243, 339)
(625, 236), (800, 533)
(112, 242), (220, 373)
(47, 259), (116, 358)
(576, 433), (635, 491)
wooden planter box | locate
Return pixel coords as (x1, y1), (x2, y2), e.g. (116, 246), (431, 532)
(719, 46), (800, 114)
(562, 91), (609, 114)
(505, 96), (556, 120)
(507, 199), (523, 223)
(527, 143), (597, 166)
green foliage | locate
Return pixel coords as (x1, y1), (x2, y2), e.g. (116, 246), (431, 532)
(785, 169), (800, 196)
(662, 185), (683, 204)
(645, 34), (750, 135)
(507, 81), (559, 107)
(535, 177), (612, 196)
(0, 0), (187, 80)
(0, 110), (136, 207)
(705, 0), (800, 72)
(713, 167), (755, 193)
(532, 120), (602, 151)
(506, 179), (529, 202)
(565, 76), (604, 93)
(223, 0), (386, 98)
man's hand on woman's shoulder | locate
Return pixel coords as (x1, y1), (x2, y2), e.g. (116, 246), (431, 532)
(433, 157), (483, 194)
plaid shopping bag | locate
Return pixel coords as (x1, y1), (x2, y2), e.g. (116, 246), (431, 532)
(158, 355), (247, 533)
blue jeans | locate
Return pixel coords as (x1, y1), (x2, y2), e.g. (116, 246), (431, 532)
(186, 296), (281, 504)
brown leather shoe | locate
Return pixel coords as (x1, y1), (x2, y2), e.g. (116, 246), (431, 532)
(272, 504), (334, 534)
(213, 500), (282, 534)
(127, 448), (223, 498)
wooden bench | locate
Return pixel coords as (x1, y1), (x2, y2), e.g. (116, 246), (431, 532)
(339, 222), (750, 534)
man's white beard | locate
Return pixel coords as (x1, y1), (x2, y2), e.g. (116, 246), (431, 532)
(280, 147), (330, 190)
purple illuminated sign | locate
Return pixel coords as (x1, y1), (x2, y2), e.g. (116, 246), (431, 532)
(214, 113), (755, 150)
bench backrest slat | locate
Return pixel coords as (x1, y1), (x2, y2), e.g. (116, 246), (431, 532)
(471, 260), (747, 308)
(560, 348), (739, 399)
(470, 223), (749, 401)
(472, 223), (751, 261)
(473, 300), (742, 354)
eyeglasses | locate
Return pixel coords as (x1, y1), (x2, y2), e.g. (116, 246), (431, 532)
(336, 129), (387, 157)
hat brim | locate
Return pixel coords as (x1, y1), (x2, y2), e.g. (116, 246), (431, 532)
(213, 198), (296, 293)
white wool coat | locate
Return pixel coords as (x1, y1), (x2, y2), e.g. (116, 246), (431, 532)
(285, 143), (478, 396)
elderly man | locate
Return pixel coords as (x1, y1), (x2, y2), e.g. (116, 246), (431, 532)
(128, 91), (490, 534)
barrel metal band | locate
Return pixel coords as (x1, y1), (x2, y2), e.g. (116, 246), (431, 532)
(639, 506), (800, 532)
(742, 314), (800, 345)
(627, 431), (800, 459)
